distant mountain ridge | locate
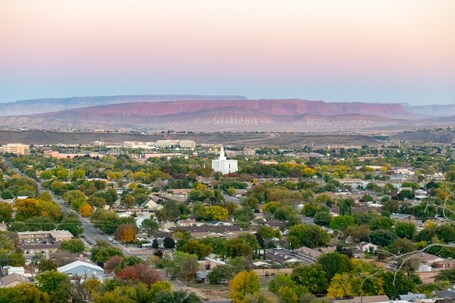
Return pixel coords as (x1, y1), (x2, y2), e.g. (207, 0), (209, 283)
(403, 103), (455, 117)
(0, 94), (247, 116)
(0, 96), (452, 132)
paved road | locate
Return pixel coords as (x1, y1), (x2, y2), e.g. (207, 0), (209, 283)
(2, 156), (132, 256)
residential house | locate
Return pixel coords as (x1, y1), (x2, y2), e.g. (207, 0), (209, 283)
(0, 273), (29, 288)
(58, 261), (105, 280)
(334, 295), (390, 303)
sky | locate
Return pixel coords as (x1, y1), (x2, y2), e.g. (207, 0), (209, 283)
(0, 0), (454, 105)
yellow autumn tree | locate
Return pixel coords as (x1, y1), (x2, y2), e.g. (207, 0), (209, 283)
(115, 224), (137, 243)
(80, 203), (94, 217)
(229, 271), (260, 303)
(327, 273), (354, 299)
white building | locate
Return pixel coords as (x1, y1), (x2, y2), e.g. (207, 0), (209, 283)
(212, 147), (238, 175)
(58, 261), (105, 280)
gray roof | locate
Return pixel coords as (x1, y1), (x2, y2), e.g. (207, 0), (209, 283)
(435, 290), (455, 299)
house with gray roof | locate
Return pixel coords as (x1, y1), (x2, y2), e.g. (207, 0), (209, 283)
(57, 260), (105, 280)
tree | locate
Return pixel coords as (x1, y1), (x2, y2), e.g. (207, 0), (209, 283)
(80, 203), (93, 217)
(330, 216), (355, 231)
(8, 252), (25, 266)
(268, 274), (306, 302)
(163, 237), (176, 249)
(90, 240), (123, 263)
(0, 283), (49, 303)
(104, 255), (124, 273)
(370, 229), (397, 247)
(24, 216), (53, 232)
(0, 202), (12, 222)
(288, 224), (330, 248)
(115, 224), (137, 243)
(314, 212), (332, 227)
(208, 265), (234, 284)
(36, 270), (71, 303)
(291, 264), (329, 294)
(39, 259), (58, 272)
(60, 238), (85, 253)
(179, 239), (212, 259)
(395, 222), (416, 239)
(382, 271), (417, 299)
(256, 226), (281, 240)
(63, 190), (87, 211)
(229, 271), (260, 303)
(317, 253), (352, 282)
(327, 273), (354, 298)
(344, 224), (371, 243)
(115, 263), (161, 285)
(14, 198), (61, 221)
(195, 205), (229, 221)
(370, 217), (394, 231)
(435, 267), (455, 283)
(385, 238), (415, 255)
(166, 252), (199, 285)
(142, 218), (159, 236)
(57, 215), (83, 237)
(436, 224), (455, 243)
(225, 237), (253, 258)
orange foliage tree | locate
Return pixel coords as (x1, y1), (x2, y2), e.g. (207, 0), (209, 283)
(79, 203), (93, 217)
(115, 224), (137, 243)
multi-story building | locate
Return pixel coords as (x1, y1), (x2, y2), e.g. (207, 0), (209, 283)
(178, 140), (196, 149)
(0, 143), (30, 155)
(212, 146), (238, 175)
(18, 230), (73, 244)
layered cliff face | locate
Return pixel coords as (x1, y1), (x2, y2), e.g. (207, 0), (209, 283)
(0, 95), (247, 116)
(0, 98), (450, 132)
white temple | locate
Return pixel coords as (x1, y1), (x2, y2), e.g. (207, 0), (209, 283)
(212, 146), (238, 175)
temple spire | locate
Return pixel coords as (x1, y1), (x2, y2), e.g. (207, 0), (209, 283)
(219, 146), (226, 160)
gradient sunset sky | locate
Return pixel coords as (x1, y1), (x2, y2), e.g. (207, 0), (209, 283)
(1, 0), (454, 104)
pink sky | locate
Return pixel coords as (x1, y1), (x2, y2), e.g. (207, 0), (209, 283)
(0, 0), (454, 104)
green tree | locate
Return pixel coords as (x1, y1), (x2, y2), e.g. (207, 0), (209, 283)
(163, 237), (176, 249)
(382, 271), (418, 299)
(385, 238), (415, 255)
(60, 238), (85, 253)
(179, 239), (212, 259)
(435, 267), (455, 283)
(288, 224), (330, 248)
(394, 222), (416, 239)
(330, 216), (355, 231)
(208, 265), (234, 284)
(314, 212), (332, 227)
(370, 230), (397, 247)
(291, 264), (329, 294)
(0, 202), (13, 222)
(90, 240), (123, 263)
(63, 190), (87, 211)
(317, 253), (352, 282)
(36, 270), (71, 303)
(8, 252), (25, 266)
(57, 215), (83, 237)
(38, 259), (58, 272)
(436, 224), (455, 243)
(268, 274), (306, 303)
(225, 237), (253, 258)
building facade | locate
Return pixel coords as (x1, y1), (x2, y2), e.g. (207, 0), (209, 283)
(0, 143), (30, 155)
(212, 147), (238, 175)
